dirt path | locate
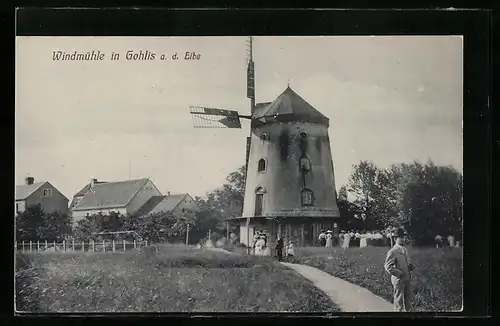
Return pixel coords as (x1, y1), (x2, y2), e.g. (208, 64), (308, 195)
(280, 262), (393, 312)
(205, 247), (393, 312)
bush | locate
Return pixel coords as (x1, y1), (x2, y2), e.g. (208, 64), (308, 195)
(15, 253), (41, 312)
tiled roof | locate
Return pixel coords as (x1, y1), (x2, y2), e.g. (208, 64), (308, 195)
(74, 181), (108, 197)
(134, 195), (166, 217)
(137, 193), (190, 217)
(252, 86), (329, 125)
(71, 178), (149, 211)
(150, 194), (188, 214)
(16, 182), (46, 201)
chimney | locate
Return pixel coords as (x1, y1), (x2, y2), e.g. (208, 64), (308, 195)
(90, 178), (97, 187)
(167, 191), (171, 196)
(25, 177), (34, 185)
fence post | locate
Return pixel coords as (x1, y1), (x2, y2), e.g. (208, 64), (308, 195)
(22, 241), (25, 252)
(63, 240), (66, 251)
(123, 240), (126, 251)
(103, 240), (105, 252)
(133, 240), (136, 249)
(92, 240), (95, 252)
(112, 240), (115, 252)
(45, 240), (48, 250)
(30, 241), (32, 252)
(72, 239), (75, 251)
(145, 240), (148, 247)
(37, 241), (40, 251)
(82, 241), (85, 252)
(15, 241), (17, 252)
(53, 241), (56, 251)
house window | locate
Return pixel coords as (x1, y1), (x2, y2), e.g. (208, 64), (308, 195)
(255, 187), (265, 216)
(43, 189), (52, 197)
(258, 158), (267, 172)
(301, 188), (314, 207)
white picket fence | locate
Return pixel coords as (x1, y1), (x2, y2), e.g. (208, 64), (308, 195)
(15, 240), (149, 253)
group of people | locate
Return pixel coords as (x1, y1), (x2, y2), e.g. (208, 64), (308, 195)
(252, 230), (295, 260)
(318, 229), (387, 249)
(435, 234), (460, 248)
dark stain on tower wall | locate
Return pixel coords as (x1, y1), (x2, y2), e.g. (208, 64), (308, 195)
(279, 129), (290, 161)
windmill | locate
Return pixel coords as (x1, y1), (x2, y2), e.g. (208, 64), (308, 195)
(189, 37), (340, 250)
(189, 36), (256, 253)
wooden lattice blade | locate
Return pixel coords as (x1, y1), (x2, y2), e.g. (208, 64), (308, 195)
(190, 106), (242, 129)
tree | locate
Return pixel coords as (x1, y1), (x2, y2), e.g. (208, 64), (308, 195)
(191, 165), (246, 243)
(16, 205), (44, 242)
(127, 209), (196, 243)
(16, 205), (72, 242)
(72, 212), (126, 241)
(400, 161), (463, 245)
(347, 161), (388, 229)
(336, 185), (357, 229)
(37, 211), (72, 242)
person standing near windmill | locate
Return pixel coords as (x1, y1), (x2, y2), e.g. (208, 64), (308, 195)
(384, 227), (416, 312)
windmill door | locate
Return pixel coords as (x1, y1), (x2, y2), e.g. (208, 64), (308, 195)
(255, 194), (263, 216)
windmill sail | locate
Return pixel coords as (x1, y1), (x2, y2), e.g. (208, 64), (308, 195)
(190, 106), (242, 128)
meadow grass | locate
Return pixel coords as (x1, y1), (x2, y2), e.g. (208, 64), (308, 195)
(287, 246), (463, 312)
(15, 244), (338, 313)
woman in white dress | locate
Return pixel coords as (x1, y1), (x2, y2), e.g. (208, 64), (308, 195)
(286, 241), (295, 256)
(342, 231), (351, 249)
(262, 235), (271, 256)
(325, 230), (333, 248)
(359, 232), (368, 248)
(254, 236), (265, 256)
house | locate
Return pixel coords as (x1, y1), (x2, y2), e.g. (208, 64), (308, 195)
(15, 177), (69, 215)
(70, 178), (162, 224)
(134, 193), (197, 218)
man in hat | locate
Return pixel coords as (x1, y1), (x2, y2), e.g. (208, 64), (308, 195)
(384, 227), (415, 312)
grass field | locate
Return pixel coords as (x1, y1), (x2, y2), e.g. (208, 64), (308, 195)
(15, 245), (339, 313)
(287, 246), (463, 312)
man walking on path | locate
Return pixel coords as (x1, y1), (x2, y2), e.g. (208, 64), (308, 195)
(384, 228), (415, 312)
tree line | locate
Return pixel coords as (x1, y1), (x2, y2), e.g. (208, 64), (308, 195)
(15, 160), (462, 246)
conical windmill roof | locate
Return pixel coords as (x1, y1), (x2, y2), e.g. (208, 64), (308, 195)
(252, 86), (329, 126)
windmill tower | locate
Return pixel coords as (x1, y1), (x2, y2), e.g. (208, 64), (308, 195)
(190, 37), (340, 250)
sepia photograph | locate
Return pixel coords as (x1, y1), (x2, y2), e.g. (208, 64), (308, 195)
(15, 35), (463, 313)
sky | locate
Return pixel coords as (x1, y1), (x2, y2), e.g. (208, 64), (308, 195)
(15, 36), (463, 200)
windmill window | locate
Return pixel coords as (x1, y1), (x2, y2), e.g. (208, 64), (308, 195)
(300, 156), (311, 172)
(299, 131), (308, 139)
(258, 158), (267, 172)
(301, 188), (314, 207)
(255, 187), (265, 216)
(260, 133), (269, 141)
